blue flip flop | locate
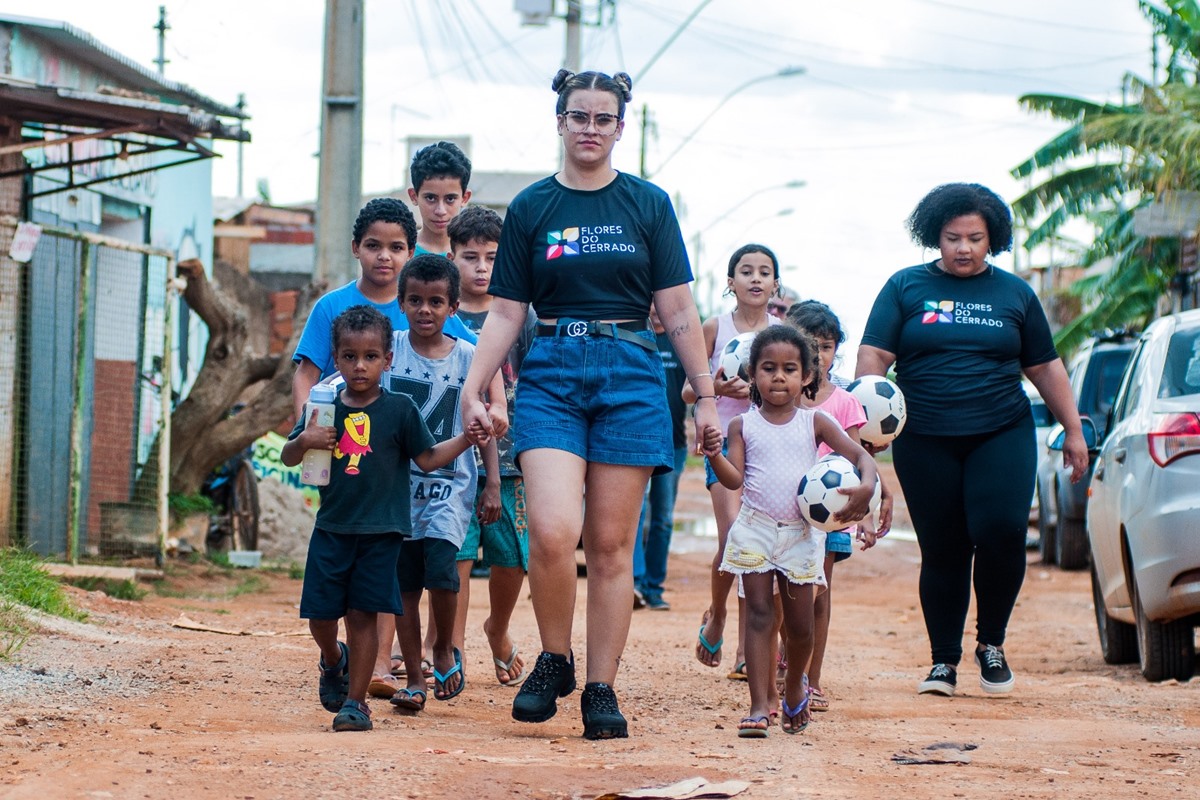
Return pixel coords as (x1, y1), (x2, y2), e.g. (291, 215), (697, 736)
(781, 674), (811, 734)
(696, 624), (723, 665)
(433, 647), (466, 701)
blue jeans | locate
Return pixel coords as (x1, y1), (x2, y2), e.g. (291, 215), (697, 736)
(633, 445), (688, 600)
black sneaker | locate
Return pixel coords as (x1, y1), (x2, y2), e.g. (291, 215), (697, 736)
(580, 682), (628, 739)
(918, 663), (957, 696)
(512, 651), (576, 722)
(975, 644), (1014, 694)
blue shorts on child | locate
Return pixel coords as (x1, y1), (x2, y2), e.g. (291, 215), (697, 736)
(299, 528), (405, 619)
(397, 537), (460, 593)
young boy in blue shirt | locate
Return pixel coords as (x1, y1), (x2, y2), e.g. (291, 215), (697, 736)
(291, 197), (477, 421)
(380, 254), (503, 710)
(282, 305), (477, 731)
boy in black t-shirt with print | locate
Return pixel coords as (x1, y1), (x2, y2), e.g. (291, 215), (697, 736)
(282, 305), (477, 732)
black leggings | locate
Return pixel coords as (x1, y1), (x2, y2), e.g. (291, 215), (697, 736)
(892, 416), (1035, 665)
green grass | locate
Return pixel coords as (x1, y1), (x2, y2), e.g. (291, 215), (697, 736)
(0, 548), (86, 660)
(63, 577), (147, 601)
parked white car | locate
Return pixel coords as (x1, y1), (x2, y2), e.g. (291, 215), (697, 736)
(1084, 308), (1200, 681)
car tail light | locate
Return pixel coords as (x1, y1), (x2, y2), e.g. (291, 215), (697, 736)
(1148, 413), (1200, 467)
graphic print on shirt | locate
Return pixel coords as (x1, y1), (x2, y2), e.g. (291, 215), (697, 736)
(544, 223), (636, 261)
(922, 300), (1003, 327)
(334, 411), (372, 475)
(388, 373), (461, 494)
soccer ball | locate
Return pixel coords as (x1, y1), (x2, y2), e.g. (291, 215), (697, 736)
(798, 455), (862, 532)
(718, 331), (757, 383)
(846, 375), (907, 446)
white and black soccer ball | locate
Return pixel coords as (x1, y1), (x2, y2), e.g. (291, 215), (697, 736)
(846, 375), (907, 446)
(718, 331), (757, 383)
(798, 455), (862, 532)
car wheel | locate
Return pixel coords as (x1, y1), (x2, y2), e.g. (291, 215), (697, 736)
(1056, 514), (1090, 571)
(1037, 484), (1056, 565)
(1090, 563), (1137, 664)
(1129, 567), (1196, 681)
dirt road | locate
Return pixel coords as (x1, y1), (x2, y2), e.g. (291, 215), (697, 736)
(2, 463), (1197, 799)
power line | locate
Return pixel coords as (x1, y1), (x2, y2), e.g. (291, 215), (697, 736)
(911, 0), (1145, 35)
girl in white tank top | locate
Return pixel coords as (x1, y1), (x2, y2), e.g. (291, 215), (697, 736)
(702, 325), (877, 738)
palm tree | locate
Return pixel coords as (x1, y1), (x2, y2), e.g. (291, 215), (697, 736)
(1012, 1), (1200, 353)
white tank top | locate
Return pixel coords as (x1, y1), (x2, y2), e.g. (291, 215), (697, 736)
(741, 406), (820, 522)
(710, 311), (780, 435)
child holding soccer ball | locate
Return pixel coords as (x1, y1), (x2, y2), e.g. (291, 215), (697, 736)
(704, 325), (876, 737)
(786, 300), (893, 712)
(687, 244), (781, 679)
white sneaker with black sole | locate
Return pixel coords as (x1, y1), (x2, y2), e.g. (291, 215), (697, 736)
(975, 644), (1014, 694)
(918, 663), (957, 696)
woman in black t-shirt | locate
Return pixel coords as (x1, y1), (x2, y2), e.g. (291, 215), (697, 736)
(461, 70), (718, 740)
(856, 183), (1087, 699)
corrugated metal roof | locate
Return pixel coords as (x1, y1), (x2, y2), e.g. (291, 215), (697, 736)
(0, 12), (246, 119)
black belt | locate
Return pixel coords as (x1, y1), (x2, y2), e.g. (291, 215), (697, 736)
(535, 319), (655, 351)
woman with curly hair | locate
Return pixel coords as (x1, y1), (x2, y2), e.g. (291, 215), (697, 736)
(460, 69), (718, 739)
(856, 183), (1087, 698)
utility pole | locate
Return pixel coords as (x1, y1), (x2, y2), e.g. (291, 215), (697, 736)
(313, 0), (364, 285)
(564, 0), (582, 73)
(639, 103), (653, 179)
(153, 6), (169, 75)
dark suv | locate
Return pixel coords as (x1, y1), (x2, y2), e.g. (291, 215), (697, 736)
(1034, 329), (1137, 569)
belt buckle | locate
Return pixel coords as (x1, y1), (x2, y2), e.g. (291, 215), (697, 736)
(565, 320), (589, 337)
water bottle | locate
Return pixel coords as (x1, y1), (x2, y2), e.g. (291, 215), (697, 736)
(301, 383), (337, 486)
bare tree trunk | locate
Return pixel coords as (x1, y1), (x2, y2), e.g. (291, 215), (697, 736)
(135, 258), (324, 497)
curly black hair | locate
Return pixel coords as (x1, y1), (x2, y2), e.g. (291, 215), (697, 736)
(399, 253), (461, 306)
(552, 69), (632, 118)
(747, 325), (820, 406)
(448, 205), (503, 249)
(332, 304), (393, 353)
(352, 197), (417, 248)
(907, 183), (1013, 255)
(785, 299), (845, 346)
(409, 140), (472, 193)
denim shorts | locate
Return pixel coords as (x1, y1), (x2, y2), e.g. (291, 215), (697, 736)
(397, 537), (460, 593)
(826, 530), (854, 562)
(513, 330), (672, 473)
(299, 528), (405, 619)
(458, 476), (529, 570)
(720, 506), (827, 587)
(703, 438), (729, 488)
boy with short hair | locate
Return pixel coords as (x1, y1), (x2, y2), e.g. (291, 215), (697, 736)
(292, 197), (477, 422)
(281, 304), (476, 732)
(448, 206), (539, 686)
(408, 141), (472, 257)
(381, 253), (500, 709)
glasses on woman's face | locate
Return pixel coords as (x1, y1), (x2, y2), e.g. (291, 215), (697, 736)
(559, 110), (621, 136)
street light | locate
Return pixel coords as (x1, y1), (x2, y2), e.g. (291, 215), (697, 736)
(649, 66), (806, 179)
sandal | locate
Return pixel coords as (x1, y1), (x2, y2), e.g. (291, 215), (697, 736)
(696, 624), (723, 667)
(780, 675), (811, 735)
(737, 714), (770, 738)
(390, 652), (405, 677)
(390, 687), (427, 712)
(726, 661), (748, 681)
(318, 641), (350, 713)
(433, 647), (466, 701)
(332, 698), (372, 732)
(809, 687), (830, 712)
(367, 673), (400, 699)
(493, 646), (528, 687)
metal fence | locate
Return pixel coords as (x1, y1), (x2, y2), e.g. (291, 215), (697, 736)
(1, 217), (174, 561)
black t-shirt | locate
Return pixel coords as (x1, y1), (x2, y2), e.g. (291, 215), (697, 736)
(488, 172), (693, 319)
(288, 391), (436, 534)
(656, 330), (688, 449)
(860, 262), (1058, 436)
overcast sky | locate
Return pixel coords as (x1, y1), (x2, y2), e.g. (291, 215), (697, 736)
(5, 0), (1154, 361)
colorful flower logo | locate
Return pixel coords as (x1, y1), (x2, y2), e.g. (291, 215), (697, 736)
(922, 300), (955, 324)
(546, 227), (581, 260)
